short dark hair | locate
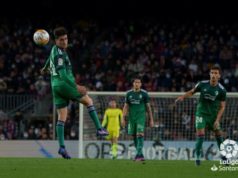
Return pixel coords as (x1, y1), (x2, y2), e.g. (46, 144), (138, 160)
(210, 65), (222, 73)
(53, 27), (68, 39)
(132, 76), (142, 83)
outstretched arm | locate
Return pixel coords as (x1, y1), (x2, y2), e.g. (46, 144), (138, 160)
(175, 88), (196, 103)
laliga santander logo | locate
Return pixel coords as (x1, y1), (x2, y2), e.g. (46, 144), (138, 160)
(220, 139), (238, 159)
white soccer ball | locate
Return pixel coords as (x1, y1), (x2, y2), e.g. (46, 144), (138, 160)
(33, 29), (50, 46)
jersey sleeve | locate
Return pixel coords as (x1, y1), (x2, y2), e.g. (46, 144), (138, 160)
(220, 89), (227, 101)
(194, 82), (201, 93)
(125, 92), (129, 104)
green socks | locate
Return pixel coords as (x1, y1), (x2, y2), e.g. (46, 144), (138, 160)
(133, 135), (137, 148)
(195, 135), (204, 160)
(216, 136), (224, 150)
(56, 120), (65, 147)
(87, 105), (101, 129)
(137, 136), (144, 156)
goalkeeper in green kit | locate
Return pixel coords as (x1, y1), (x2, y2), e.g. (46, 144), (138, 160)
(176, 65), (227, 166)
(41, 27), (108, 159)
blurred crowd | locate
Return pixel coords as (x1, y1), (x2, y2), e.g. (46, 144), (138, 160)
(1, 18), (238, 94)
(0, 103), (78, 140)
(86, 20), (238, 91)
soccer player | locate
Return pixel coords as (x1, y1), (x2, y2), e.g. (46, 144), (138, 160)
(41, 27), (108, 159)
(175, 65), (226, 166)
(121, 77), (154, 161)
(102, 100), (123, 159)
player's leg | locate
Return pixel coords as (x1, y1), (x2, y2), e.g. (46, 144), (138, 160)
(60, 83), (108, 136)
(195, 115), (206, 165)
(53, 86), (71, 159)
(135, 120), (145, 161)
(105, 130), (114, 158)
(207, 120), (229, 164)
(111, 130), (119, 159)
(135, 133), (144, 161)
(56, 107), (71, 159)
(214, 129), (228, 162)
(56, 107), (67, 148)
(79, 95), (108, 136)
(128, 121), (138, 160)
(214, 130), (224, 150)
(212, 123), (228, 163)
(208, 119), (224, 150)
(111, 137), (118, 159)
(195, 128), (205, 165)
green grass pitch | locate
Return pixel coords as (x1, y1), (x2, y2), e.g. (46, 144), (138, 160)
(0, 158), (235, 178)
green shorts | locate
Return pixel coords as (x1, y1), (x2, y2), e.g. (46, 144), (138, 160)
(195, 114), (221, 131)
(128, 118), (145, 135)
(52, 83), (83, 109)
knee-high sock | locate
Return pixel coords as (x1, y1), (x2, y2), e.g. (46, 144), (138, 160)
(216, 135), (224, 150)
(56, 120), (65, 147)
(112, 143), (118, 157)
(87, 105), (101, 129)
(195, 135), (204, 160)
(133, 135), (137, 148)
(137, 136), (144, 156)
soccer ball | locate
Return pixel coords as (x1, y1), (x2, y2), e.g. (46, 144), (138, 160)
(33, 29), (50, 46)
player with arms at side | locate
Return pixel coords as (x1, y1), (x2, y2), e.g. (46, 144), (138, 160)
(41, 27), (108, 159)
(121, 77), (154, 161)
(102, 100), (123, 159)
(176, 65), (226, 166)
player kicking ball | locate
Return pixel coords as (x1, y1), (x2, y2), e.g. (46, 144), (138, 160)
(41, 27), (108, 159)
(176, 65), (227, 166)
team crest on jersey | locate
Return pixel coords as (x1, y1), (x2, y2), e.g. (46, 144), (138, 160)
(215, 91), (219, 95)
(58, 58), (63, 65)
(58, 48), (63, 55)
(139, 94), (142, 99)
(129, 95), (132, 99)
(204, 89), (207, 92)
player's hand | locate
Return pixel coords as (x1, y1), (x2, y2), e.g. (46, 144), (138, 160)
(213, 120), (220, 130)
(40, 67), (49, 75)
(77, 85), (87, 95)
(40, 67), (46, 75)
(149, 119), (154, 128)
(175, 96), (184, 103)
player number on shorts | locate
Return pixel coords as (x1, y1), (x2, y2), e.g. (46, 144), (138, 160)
(196, 116), (203, 123)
